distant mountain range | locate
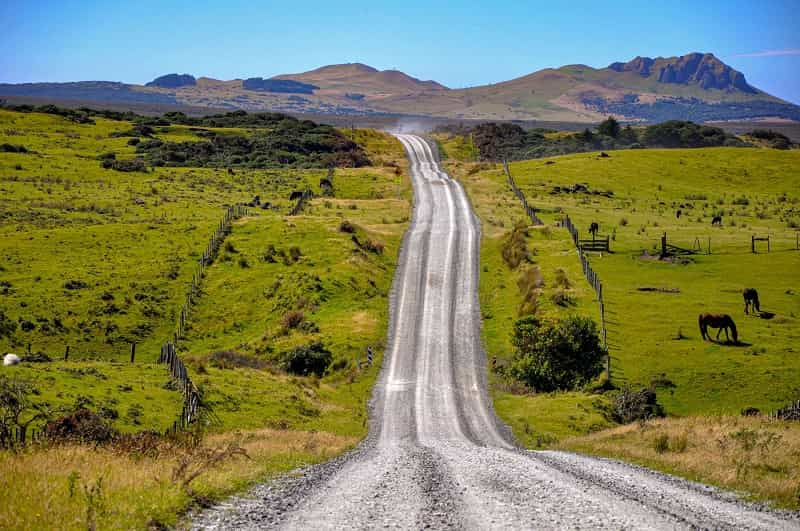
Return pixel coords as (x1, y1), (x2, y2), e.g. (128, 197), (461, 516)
(2, 53), (798, 123)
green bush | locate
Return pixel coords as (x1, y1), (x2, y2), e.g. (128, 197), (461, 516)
(280, 342), (332, 377)
(611, 385), (664, 423)
(597, 117), (621, 138)
(508, 315), (606, 391)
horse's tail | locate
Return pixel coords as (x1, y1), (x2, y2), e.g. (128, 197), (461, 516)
(753, 291), (760, 312)
(698, 314), (706, 339)
(728, 316), (738, 343)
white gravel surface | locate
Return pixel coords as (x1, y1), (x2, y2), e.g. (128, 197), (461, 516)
(193, 134), (799, 530)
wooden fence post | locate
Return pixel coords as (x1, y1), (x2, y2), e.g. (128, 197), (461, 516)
(129, 342), (136, 363)
(64, 345), (69, 361)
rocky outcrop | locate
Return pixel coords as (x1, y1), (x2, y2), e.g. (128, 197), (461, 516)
(609, 53), (757, 94)
(145, 74), (196, 89)
(608, 56), (654, 76)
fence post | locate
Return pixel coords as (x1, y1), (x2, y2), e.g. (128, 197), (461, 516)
(129, 342), (136, 363)
(64, 345), (69, 361)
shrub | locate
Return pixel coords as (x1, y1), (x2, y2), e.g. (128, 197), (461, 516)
(501, 222), (532, 269)
(281, 310), (305, 330)
(280, 342), (332, 377)
(732, 195), (750, 206)
(63, 279), (89, 290)
(554, 268), (572, 289)
(0, 310), (17, 338)
(508, 315), (606, 391)
(262, 244), (278, 263)
(517, 266), (543, 316)
(611, 385), (664, 423)
(550, 289), (575, 307)
(654, 433), (669, 454)
(288, 246), (302, 262)
(44, 409), (117, 444)
(597, 116), (621, 138)
(338, 220), (356, 233)
(0, 143), (28, 153)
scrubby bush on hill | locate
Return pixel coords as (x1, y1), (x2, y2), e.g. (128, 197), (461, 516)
(508, 315), (606, 392)
(280, 342), (332, 377)
(447, 119), (746, 161)
(101, 158), (148, 172)
(135, 120), (369, 169)
(0, 143), (28, 153)
(44, 408), (117, 444)
(501, 222), (533, 268)
(611, 385), (665, 423)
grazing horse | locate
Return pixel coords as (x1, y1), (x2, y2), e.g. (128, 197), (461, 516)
(699, 313), (738, 343)
(589, 222), (600, 239)
(743, 288), (760, 315)
(711, 215), (722, 226)
(676, 209), (682, 219)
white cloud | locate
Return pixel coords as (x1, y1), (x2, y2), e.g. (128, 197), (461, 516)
(730, 49), (800, 58)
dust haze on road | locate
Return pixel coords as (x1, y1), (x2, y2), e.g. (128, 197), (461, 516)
(193, 134), (799, 530)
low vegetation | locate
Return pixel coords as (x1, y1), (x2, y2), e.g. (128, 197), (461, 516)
(436, 117), (794, 162)
(562, 416), (800, 509)
(0, 106), (411, 527)
(443, 138), (800, 507)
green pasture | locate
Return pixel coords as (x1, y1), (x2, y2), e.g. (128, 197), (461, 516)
(444, 145), (800, 443)
(0, 108), (410, 434)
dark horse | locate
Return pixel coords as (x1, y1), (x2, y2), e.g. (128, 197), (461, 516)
(743, 288), (760, 314)
(699, 313), (738, 343)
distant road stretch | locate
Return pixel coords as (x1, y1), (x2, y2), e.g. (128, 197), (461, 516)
(193, 134), (799, 530)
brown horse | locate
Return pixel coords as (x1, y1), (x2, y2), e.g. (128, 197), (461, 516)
(699, 313), (738, 343)
(743, 288), (760, 315)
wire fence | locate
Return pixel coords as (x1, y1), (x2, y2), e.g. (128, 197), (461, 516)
(504, 163), (610, 379)
(769, 400), (800, 421)
(156, 203), (247, 432)
(503, 161), (544, 226)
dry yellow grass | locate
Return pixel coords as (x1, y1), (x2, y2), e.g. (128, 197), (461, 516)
(562, 416), (800, 509)
(0, 429), (356, 530)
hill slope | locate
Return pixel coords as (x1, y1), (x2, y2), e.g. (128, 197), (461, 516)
(1, 53), (798, 122)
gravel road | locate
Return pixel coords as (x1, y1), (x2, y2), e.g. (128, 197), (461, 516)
(193, 134), (799, 530)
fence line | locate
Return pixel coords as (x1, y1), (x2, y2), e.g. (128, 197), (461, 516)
(503, 161), (544, 226)
(0, 426), (43, 449)
(157, 203), (247, 432)
(502, 162), (610, 379)
(769, 400), (800, 421)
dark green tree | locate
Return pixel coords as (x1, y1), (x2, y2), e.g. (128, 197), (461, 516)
(508, 315), (606, 391)
(597, 116), (621, 138)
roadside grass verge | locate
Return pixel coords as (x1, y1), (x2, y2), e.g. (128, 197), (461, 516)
(0, 428), (356, 530)
(562, 416), (800, 510)
(442, 154), (614, 443)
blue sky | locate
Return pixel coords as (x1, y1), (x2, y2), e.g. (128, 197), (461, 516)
(2, 0), (799, 103)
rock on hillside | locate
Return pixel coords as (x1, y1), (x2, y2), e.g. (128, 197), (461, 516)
(609, 53), (756, 93)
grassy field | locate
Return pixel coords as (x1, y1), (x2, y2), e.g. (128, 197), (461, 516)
(0, 109), (411, 528)
(562, 416), (800, 509)
(0, 428), (356, 530)
(440, 136), (800, 505)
